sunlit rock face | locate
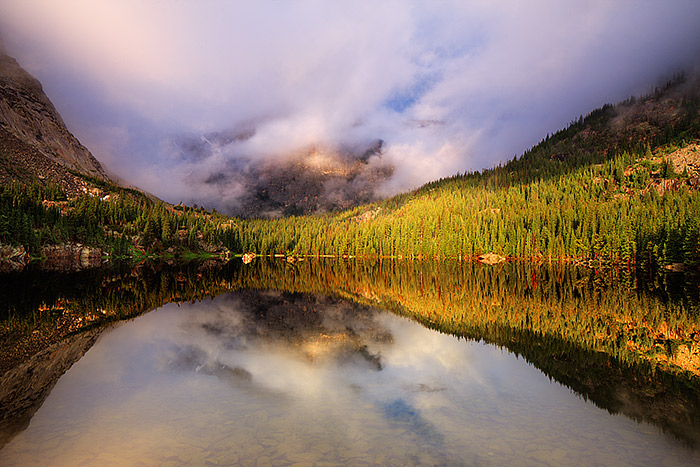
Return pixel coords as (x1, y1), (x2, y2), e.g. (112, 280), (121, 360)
(0, 51), (108, 191)
(172, 130), (393, 217)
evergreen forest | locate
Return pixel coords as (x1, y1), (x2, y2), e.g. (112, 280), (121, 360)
(1, 75), (700, 269)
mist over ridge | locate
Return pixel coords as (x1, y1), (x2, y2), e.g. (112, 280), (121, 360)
(170, 129), (392, 216)
(1, 1), (700, 212)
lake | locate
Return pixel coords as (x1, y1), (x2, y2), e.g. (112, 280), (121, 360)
(1, 259), (699, 465)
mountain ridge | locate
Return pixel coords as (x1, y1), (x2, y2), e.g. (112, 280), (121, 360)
(173, 128), (392, 218)
(217, 73), (700, 268)
(1, 46), (700, 271)
(0, 51), (108, 194)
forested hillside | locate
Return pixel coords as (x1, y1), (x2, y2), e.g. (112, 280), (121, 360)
(0, 176), (233, 263)
(223, 75), (700, 268)
(2, 74), (700, 269)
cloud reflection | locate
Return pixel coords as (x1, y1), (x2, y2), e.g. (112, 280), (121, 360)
(3, 291), (698, 465)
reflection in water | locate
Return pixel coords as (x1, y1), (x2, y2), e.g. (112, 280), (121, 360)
(161, 292), (389, 393)
(1, 290), (699, 466)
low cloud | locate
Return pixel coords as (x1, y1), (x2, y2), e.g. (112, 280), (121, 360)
(1, 1), (699, 208)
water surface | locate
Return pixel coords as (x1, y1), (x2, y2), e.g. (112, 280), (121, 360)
(1, 287), (698, 466)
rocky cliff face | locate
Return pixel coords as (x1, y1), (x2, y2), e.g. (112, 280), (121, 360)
(175, 130), (393, 217)
(232, 141), (393, 218)
(0, 50), (108, 189)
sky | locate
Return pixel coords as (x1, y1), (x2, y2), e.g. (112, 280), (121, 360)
(1, 0), (700, 209)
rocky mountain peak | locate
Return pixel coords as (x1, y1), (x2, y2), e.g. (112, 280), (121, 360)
(175, 128), (393, 218)
(0, 49), (109, 193)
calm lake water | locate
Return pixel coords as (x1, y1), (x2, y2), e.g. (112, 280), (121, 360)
(1, 260), (699, 465)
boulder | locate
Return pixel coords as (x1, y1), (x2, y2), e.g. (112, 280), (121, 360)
(478, 253), (506, 265)
(78, 246), (103, 268)
(242, 252), (256, 264)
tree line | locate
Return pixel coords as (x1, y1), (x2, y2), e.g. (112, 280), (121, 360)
(1, 74), (699, 268)
(0, 180), (232, 258)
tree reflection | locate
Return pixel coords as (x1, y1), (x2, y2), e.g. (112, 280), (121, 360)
(1, 258), (699, 445)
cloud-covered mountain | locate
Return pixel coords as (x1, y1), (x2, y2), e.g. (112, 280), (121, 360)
(171, 129), (392, 217)
(3, 1), (699, 211)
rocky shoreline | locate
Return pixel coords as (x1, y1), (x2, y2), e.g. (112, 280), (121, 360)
(0, 243), (104, 273)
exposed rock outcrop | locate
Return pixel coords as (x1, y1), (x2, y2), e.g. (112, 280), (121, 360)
(0, 125), (101, 197)
(39, 244), (104, 272)
(664, 262), (686, 272)
(0, 51), (107, 181)
(175, 130), (393, 217)
(353, 207), (382, 223)
(478, 253), (506, 265)
(0, 244), (105, 273)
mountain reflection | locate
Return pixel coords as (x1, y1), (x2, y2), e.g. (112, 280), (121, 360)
(1, 258), (700, 458)
(4, 289), (700, 466)
(162, 291), (390, 391)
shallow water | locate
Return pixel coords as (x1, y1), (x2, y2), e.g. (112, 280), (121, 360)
(1, 290), (698, 466)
